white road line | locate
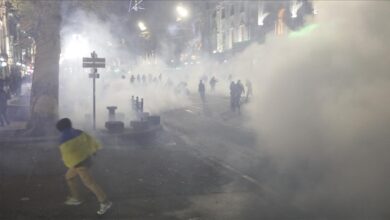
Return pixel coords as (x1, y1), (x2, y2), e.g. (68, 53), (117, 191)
(185, 109), (196, 114)
(164, 125), (275, 195)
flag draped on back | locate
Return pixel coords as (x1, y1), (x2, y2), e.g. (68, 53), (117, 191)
(59, 130), (101, 168)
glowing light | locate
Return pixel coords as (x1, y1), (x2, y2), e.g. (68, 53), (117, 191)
(289, 23), (319, 38)
(290, 0), (303, 18)
(276, 8), (286, 35)
(257, 1), (269, 26)
(258, 12), (269, 26)
(1, 62), (7, 67)
(138, 21), (147, 31)
(62, 34), (90, 60)
(176, 5), (189, 18)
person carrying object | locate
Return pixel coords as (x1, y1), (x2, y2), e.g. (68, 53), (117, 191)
(56, 118), (112, 215)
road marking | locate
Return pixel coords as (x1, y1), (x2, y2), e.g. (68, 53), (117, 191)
(185, 109), (196, 114)
(163, 125), (275, 195)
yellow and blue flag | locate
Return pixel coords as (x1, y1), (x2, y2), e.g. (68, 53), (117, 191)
(59, 129), (101, 168)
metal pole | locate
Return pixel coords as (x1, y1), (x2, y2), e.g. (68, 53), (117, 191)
(93, 68), (96, 130)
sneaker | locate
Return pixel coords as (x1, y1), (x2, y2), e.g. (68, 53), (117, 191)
(64, 197), (83, 206)
(97, 201), (112, 215)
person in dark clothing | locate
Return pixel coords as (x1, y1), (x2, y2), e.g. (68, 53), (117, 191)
(235, 80), (245, 113)
(0, 88), (10, 126)
(230, 81), (236, 112)
(198, 80), (206, 103)
(130, 75), (135, 84)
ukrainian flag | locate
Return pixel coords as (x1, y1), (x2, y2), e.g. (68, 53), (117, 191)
(59, 130), (101, 168)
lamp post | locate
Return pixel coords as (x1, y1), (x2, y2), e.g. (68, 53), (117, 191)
(138, 21), (147, 32)
(176, 4), (189, 21)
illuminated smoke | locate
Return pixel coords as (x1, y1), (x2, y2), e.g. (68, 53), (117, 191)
(257, 1), (269, 26)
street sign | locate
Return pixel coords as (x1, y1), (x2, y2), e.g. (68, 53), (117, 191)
(82, 57), (105, 68)
(82, 57), (105, 63)
(82, 51), (106, 130)
(83, 63), (105, 68)
(89, 73), (100, 79)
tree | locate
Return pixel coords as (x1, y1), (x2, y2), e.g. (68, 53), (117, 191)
(9, 0), (61, 136)
(10, 0), (112, 136)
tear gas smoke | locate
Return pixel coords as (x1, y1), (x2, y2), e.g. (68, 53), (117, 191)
(58, 1), (390, 218)
(59, 10), (191, 129)
(239, 1), (390, 218)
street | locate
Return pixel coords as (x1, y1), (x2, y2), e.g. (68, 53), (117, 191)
(0, 94), (280, 220)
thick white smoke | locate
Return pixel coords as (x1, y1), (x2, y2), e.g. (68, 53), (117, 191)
(59, 10), (191, 129)
(239, 1), (390, 218)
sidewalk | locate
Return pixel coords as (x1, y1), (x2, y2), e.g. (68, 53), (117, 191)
(0, 121), (27, 132)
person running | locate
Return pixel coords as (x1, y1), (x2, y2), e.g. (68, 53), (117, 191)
(56, 118), (112, 215)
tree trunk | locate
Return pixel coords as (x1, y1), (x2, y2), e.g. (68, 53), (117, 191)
(25, 1), (61, 136)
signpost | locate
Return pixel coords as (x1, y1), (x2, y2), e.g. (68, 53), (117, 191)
(82, 51), (105, 130)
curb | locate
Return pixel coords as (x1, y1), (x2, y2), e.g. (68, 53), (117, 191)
(0, 125), (163, 146)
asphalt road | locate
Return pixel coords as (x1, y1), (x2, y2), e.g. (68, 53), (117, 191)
(0, 94), (275, 220)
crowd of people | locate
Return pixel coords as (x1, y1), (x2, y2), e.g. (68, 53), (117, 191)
(129, 74), (163, 85)
(0, 67), (30, 127)
(198, 75), (253, 114)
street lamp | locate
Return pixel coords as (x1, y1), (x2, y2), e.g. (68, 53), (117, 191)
(176, 4), (189, 21)
(138, 21), (147, 31)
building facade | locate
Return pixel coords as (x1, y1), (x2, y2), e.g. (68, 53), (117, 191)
(200, 0), (313, 59)
(0, 0), (35, 79)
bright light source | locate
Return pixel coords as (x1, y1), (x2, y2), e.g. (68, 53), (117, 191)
(257, 1), (269, 26)
(62, 34), (90, 60)
(16, 62), (21, 66)
(290, 0), (303, 18)
(1, 62), (7, 67)
(176, 5), (189, 18)
(258, 12), (269, 26)
(212, 50), (217, 54)
(138, 21), (147, 31)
